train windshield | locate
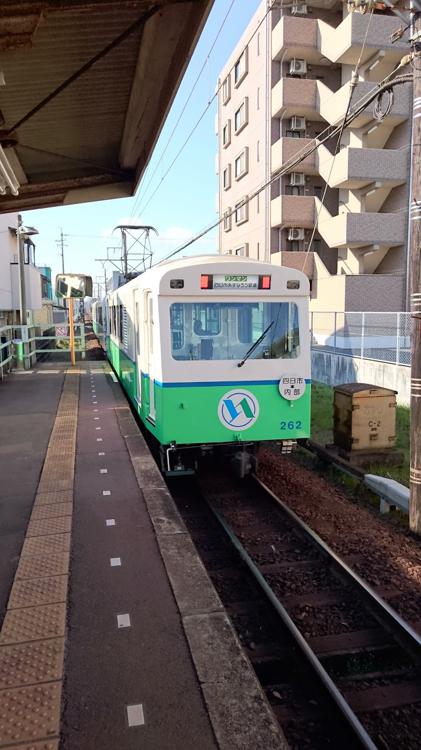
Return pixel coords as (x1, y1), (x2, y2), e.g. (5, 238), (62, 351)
(170, 302), (300, 361)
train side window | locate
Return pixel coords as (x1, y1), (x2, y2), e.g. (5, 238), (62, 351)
(119, 304), (124, 341)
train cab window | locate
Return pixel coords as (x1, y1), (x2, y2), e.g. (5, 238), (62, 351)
(170, 304), (184, 350)
(193, 304), (221, 336)
(170, 302), (300, 361)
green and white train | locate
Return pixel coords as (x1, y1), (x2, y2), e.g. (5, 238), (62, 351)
(92, 256), (311, 475)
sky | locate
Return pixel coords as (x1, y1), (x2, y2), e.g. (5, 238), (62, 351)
(22, 0), (261, 296)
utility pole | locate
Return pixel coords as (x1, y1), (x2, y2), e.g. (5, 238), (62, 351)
(409, 6), (421, 532)
(56, 228), (67, 274)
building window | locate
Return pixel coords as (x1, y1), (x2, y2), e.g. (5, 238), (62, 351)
(286, 130), (301, 139)
(234, 47), (248, 87)
(290, 240), (299, 252)
(235, 197), (249, 225)
(313, 238), (321, 253)
(234, 244), (249, 257)
(222, 74), (231, 104)
(234, 148), (249, 180)
(223, 164), (231, 190)
(222, 120), (231, 148)
(234, 98), (249, 134)
(286, 185), (302, 196)
(223, 209), (232, 232)
(314, 185), (323, 199)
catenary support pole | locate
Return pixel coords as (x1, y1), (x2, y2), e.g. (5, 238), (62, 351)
(17, 213), (27, 328)
(409, 7), (421, 532)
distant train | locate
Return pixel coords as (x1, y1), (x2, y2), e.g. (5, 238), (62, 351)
(92, 256), (311, 475)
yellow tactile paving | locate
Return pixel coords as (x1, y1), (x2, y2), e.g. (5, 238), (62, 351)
(15, 552), (70, 581)
(36, 477), (73, 494)
(34, 491), (73, 507)
(20, 534), (71, 559)
(6, 741), (59, 750)
(7, 576), (68, 610)
(0, 639), (64, 690)
(0, 681), (61, 747)
(0, 603), (66, 646)
(30, 504), (73, 521)
(26, 517), (72, 538)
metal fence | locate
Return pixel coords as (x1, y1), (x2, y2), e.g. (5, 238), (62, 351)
(310, 311), (411, 366)
(0, 322), (86, 374)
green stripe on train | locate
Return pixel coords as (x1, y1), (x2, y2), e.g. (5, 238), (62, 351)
(106, 336), (311, 445)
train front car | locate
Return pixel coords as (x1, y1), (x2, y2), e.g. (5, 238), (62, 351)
(153, 257), (310, 475)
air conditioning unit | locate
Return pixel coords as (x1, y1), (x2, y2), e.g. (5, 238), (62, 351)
(288, 228), (305, 241)
(289, 172), (305, 186)
(289, 59), (307, 76)
(290, 116), (306, 131)
(291, 3), (308, 15)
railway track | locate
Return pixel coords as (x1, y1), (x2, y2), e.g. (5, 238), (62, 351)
(171, 467), (421, 750)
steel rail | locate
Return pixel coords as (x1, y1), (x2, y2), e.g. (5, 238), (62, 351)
(253, 475), (421, 664)
(205, 498), (378, 750)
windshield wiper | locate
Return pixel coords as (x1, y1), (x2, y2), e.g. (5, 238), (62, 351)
(237, 321), (274, 368)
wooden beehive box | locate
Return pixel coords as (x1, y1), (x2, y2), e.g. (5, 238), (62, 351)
(333, 383), (397, 453)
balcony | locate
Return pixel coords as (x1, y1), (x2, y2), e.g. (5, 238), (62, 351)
(272, 77), (321, 120)
(317, 79), (411, 128)
(271, 195), (315, 229)
(316, 201), (406, 250)
(317, 145), (408, 189)
(272, 137), (317, 176)
(272, 16), (319, 63)
(318, 12), (409, 68)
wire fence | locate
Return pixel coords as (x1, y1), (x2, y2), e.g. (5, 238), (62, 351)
(310, 311), (411, 367)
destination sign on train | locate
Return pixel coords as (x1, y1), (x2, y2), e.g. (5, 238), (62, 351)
(213, 274), (259, 289)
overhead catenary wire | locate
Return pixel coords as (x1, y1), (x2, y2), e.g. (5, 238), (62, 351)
(157, 71), (412, 265)
(134, 0), (281, 218)
(131, 0), (239, 218)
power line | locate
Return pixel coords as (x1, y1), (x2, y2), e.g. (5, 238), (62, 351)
(157, 71), (413, 265)
(131, 0), (238, 218)
(134, 0), (280, 218)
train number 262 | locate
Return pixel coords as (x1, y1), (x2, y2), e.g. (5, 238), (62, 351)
(280, 420), (302, 430)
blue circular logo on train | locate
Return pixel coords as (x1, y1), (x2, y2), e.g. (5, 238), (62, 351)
(218, 389), (260, 431)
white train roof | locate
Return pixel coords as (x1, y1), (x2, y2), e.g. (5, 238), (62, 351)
(108, 254), (310, 298)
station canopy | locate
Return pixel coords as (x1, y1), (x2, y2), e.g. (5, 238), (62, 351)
(0, 0), (213, 213)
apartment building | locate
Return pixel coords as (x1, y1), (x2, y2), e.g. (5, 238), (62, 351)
(217, 1), (411, 312)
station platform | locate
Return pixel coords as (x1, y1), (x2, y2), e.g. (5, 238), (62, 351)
(0, 359), (287, 750)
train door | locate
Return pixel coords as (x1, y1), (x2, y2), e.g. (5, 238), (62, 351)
(144, 291), (156, 421)
(133, 290), (142, 406)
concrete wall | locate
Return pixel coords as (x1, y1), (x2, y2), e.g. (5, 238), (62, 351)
(10, 264), (42, 318)
(312, 350), (410, 405)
